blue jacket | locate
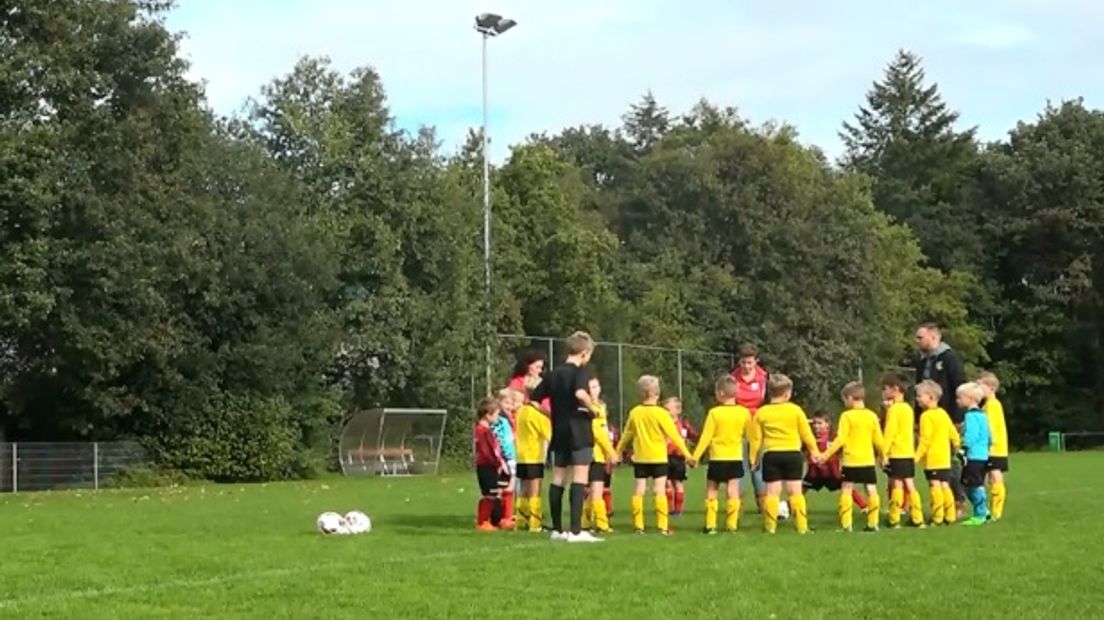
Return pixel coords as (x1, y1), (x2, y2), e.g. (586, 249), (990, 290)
(962, 408), (991, 461)
(491, 415), (517, 462)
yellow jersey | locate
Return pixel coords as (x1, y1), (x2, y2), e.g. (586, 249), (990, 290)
(616, 404), (691, 464)
(984, 397), (1008, 458)
(825, 407), (885, 467)
(691, 404), (756, 463)
(882, 401), (916, 459)
(914, 407), (961, 470)
(515, 403), (551, 465)
(753, 402), (818, 455)
(591, 402), (618, 464)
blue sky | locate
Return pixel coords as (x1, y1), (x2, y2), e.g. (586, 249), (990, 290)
(167, 0), (1104, 161)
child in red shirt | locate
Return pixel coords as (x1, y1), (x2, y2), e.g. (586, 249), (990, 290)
(473, 396), (510, 531)
(804, 411), (868, 511)
(664, 398), (698, 517)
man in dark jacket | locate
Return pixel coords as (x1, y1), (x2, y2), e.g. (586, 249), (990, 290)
(915, 323), (968, 506)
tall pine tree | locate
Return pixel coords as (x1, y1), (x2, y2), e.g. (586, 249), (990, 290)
(840, 50), (984, 273)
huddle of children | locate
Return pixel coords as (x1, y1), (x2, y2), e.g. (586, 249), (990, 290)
(473, 347), (1009, 536)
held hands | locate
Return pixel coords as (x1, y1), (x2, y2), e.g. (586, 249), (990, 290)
(608, 452), (621, 466)
(810, 452), (827, 465)
(686, 457), (698, 468)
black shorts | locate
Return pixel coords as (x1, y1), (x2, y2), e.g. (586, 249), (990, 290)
(667, 455), (687, 482)
(961, 459), (987, 487)
(924, 468), (950, 483)
(552, 447), (593, 467)
(707, 460), (745, 483)
(887, 458), (916, 479)
(516, 463), (544, 480)
(761, 451), (803, 483)
(841, 466), (877, 485)
(476, 466), (500, 496)
(588, 462), (606, 483)
(633, 463), (668, 480)
(987, 456), (1009, 472)
(804, 476), (841, 492)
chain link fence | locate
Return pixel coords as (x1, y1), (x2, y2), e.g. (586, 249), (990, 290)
(0, 441), (148, 492)
(489, 334), (734, 430)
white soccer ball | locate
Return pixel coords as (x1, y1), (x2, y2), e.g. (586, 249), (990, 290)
(344, 511), (372, 534)
(777, 500), (790, 521)
(317, 511), (346, 535)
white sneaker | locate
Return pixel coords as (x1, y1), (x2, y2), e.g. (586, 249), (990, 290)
(566, 531), (604, 543)
(550, 530), (567, 541)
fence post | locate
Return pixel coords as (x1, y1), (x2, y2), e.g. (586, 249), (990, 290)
(617, 343), (624, 430)
(11, 443), (17, 493)
(547, 339), (554, 370)
(93, 442), (100, 490)
(677, 349), (684, 400)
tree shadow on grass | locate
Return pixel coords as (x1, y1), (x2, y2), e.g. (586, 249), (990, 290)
(385, 513), (474, 534)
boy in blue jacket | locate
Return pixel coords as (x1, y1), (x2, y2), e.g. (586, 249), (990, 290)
(955, 382), (991, 526)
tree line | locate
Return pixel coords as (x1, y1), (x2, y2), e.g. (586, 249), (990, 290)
(1, 1), (1100, 480)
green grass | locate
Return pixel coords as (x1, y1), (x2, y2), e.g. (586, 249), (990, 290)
(1, 453), (1101, 619)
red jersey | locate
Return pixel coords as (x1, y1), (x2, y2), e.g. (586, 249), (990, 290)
(473, 421), (505, 469)
(667, 418), (699, 456)
(805, 428), (841, 480)
(732, 366), (768, 415)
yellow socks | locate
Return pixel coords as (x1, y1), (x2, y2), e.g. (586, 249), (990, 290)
(991, 482), (1006, 519)
(593, 497), (610, 532)
(705, 498), (719, 530)
(763, 495), (780, 533)
(929, 486), (943, 524)
(581, 498), (593, 530)
(790, 494), (808, 534)
(725, 496), (740, 531)
(866, 493), (881, 530)
(908, 489), (924, 525)
(655, 494), (670, 532)
(516, 497), (530, 529)
(528, 496), (543, 532)
(838, 491), (854, 530)
(631, 495), (645, 531)
(888, 488), (904, 526)
(942, 486), (956, 524)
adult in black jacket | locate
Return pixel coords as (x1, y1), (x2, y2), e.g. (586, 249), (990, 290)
(914, 323), (967, 505)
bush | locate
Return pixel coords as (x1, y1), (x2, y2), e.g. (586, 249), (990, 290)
(103, 466), (192, 489)
(153, 392), (301, 482)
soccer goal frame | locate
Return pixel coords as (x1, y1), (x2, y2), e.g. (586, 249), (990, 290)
(1051, 431), (1104, 452)
(339, 408), (448, 477)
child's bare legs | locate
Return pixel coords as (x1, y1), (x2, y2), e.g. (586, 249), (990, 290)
(864, 483), (881, 530)
(763, 481), (782, 533)
(784, 480), (808, 533)
(839, 481), (856, 530)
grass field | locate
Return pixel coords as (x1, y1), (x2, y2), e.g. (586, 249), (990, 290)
(1, 452), (1102, 619)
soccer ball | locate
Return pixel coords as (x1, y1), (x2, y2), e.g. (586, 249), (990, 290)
(777, 500), (790, 521)
(317, 511), (346, 535)
(344, 511), (372, 534)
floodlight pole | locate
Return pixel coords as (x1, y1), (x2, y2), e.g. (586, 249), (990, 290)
(475, 13), (515, 396)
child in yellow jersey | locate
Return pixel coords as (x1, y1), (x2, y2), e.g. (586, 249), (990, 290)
(818, 382), (887, 532)
(692, 375), (757, 534)
(753, 374), (820, 534)
(514, 376), (552, 532)
(913, 380), (962, 525)
(977, 372), (1008, 521)
(615, 375), (696, 535)
(881, 373), (925, 528)
(583, 377), (619, 533)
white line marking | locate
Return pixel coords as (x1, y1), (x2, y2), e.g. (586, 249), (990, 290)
(0, 540), (548, 610)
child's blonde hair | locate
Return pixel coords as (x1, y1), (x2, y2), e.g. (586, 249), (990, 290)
(956, 382), (985, 405)
(915, 380), (943, 402)
(976, 371), (1000, 392)
(637, 375), (660, 396)
(768, 373), (793, 399)
(714, 374), (738, 399)
(497, 387), (522, 406)
(523, 375), (542, 396)
(566, 331), (595, 355)
(840, 381), (865, 403)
